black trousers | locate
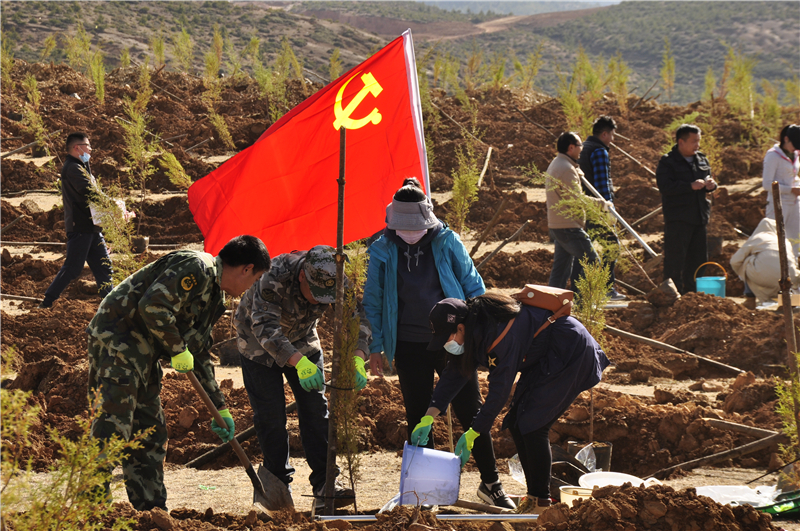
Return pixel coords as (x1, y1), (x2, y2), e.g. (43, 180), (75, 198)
(663, 221), (707, 294)
(506, 402), (569, 499)
(394, 340), (499, 485)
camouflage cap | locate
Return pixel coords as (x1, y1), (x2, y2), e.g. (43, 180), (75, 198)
(303, 245), (338, 304)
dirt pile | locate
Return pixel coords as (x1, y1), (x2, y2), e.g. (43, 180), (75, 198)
(554, 387), (780, 478)
(536, 483), (778, 531)
(607, 292), (786, 376)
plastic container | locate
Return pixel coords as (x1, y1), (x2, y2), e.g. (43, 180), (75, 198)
(399, 442), (461, 506)
(559, 486), (594, 506)
(694, 262), (726, 298)
(579, 471), (662, 489)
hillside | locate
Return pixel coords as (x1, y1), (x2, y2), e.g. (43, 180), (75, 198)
(1, 1), (798, 103)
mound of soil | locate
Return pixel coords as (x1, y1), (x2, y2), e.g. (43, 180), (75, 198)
(607, 292), (786, 376)
(536, 483), (777, 531)
(554, 387), (780, 478)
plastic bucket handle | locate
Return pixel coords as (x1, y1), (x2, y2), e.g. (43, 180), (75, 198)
(693, 261), (727, 281)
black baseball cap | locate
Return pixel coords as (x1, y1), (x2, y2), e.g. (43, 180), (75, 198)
(427, 298), (468, 351)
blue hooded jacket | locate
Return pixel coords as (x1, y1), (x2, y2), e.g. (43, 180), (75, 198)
(363, 225), (485, 364)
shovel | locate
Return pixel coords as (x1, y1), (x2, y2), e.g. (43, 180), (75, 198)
(186, 372), (294, 511)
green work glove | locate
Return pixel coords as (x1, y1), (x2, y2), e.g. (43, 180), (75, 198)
(353, 356), (368, 392)
(455, 428), (480, 469)
(170, 348), (194, 373)
(211, 409), (235, 443)
(410, 415), (434, 446)
(296, 356), (324, 392)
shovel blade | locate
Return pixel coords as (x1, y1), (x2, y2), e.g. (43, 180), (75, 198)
(253, 464), (294, 511)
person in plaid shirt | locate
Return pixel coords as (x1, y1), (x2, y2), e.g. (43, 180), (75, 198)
(578, 115), (626, 301)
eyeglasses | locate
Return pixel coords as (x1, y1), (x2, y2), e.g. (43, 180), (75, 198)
(74, 144), (91, 147)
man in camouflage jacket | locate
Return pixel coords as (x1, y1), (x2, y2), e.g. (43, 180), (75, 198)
(235, 245), (371, 508)
(87, 235), (270, 511)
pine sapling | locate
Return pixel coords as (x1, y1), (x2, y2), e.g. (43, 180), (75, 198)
(90, 49), (105, 104)
(160, 152), (192, 190)
(172, 29), (194, 73)
(329, 48), (342, 82)
(660, 37), (676, 104)
(446, 142), (480, 236)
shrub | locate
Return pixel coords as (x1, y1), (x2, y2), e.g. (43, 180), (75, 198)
(1, 388), (143, 531)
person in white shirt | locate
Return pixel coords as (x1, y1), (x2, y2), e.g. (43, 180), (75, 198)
(763, 124), (800, 259)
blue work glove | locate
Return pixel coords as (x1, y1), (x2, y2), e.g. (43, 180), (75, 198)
(170, 348), (194, 373)
(211, 409), (235, 443)
(353, 356), (368, 392)
(296, 356), (324, 392)
(455, 428), (480, 469)
(410, 415), (434, 446)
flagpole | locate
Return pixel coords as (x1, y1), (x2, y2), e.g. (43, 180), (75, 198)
(325, 126), (347, 515)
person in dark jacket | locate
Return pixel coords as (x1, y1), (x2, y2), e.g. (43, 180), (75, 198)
(656, 124), (717, 294)
(39, 132), (113, 308)
(414, 294), (610, 515)
(578, 115), (625, 301)
(364, 178), (514, 510)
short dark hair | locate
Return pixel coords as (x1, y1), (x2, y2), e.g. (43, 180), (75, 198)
(218, 235), (271, 273)
(393, 177), (426, 202)
(675, 124), (702, 142)
(592, 116), (616, 136)
(557, 132), (581, 154)
(452, 292), (521, 377)
(780, 124), (800, 147)
(66, 132), (88, 152)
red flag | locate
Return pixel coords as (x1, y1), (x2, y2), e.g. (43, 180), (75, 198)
(189, 30), (429, 256)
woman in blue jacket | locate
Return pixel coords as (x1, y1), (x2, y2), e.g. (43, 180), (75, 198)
(363, 178), (514, 510)
(419, 294), (610, 515)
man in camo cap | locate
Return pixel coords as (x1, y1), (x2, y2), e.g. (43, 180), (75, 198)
(235, 244), (372, 510)
(87, 235), (271, 511)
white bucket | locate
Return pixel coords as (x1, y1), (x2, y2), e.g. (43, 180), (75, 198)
(559, 486), (594, 506)
(399, 442), (461, 506)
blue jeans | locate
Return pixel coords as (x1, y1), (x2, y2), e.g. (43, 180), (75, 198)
(240, 352), (332, 491)
(548, 228), (600, 292)
(43, 232), (113, 305)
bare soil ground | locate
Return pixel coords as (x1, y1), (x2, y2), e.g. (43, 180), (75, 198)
(2, 57), (799, 530)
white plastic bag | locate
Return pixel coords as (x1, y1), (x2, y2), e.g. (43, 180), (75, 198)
(509, 454), (526, 485)
(575, 444), (597, 472)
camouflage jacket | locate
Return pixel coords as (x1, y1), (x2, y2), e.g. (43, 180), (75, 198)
(87, 250), (228, 408)
(235, 251), (372, 367)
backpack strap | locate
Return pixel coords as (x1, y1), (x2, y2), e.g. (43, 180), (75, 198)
(487, 318), (515, 353)
(532, 301), (573, 339)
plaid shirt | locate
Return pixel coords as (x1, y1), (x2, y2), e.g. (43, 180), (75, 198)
(590, 148), (613, 201)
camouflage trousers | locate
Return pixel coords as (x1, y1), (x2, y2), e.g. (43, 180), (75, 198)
(87, 334), (168, 511)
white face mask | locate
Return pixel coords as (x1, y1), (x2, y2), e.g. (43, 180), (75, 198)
(397, 229), (427, 245)
(444, 339), (464, 355)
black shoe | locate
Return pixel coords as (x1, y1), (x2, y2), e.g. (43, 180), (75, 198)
(477, 482), (516, 510)
(37, 300), (52, 309)
(313, 481), (356, 511)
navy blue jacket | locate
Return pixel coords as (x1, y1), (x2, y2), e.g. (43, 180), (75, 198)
(430, 305), (610, 435)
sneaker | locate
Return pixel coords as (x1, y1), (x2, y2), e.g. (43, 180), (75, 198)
(608, 290), (627, 301)
(477, 482), (516, 510)
(37, 300), (52, 309)
(313, 481), (356, 511)
(514, 495), (551, 515)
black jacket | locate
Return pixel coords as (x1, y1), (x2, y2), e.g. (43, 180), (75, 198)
(61, 154), (100, 233)
(656, 146), (715, 225)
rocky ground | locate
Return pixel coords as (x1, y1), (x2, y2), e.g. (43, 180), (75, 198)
(2, 58), (799, 530)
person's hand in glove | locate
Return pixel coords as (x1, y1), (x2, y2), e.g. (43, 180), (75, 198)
(171, 348), (194, 373)
(410, 415), (434, 446)
(296, 356), (324, 392)
(353, 356), (368, 392)
(211, 409), (235, 443)
(455, 428), (480, 468)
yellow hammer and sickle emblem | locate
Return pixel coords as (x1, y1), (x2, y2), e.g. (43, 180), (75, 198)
(333, 71), (383, 130)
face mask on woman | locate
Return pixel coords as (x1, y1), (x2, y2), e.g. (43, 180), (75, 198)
(396, 229), (427, 245)
(444, 339), (464, 355)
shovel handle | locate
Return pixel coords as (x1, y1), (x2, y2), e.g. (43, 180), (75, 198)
(186, 372), (269, 500)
